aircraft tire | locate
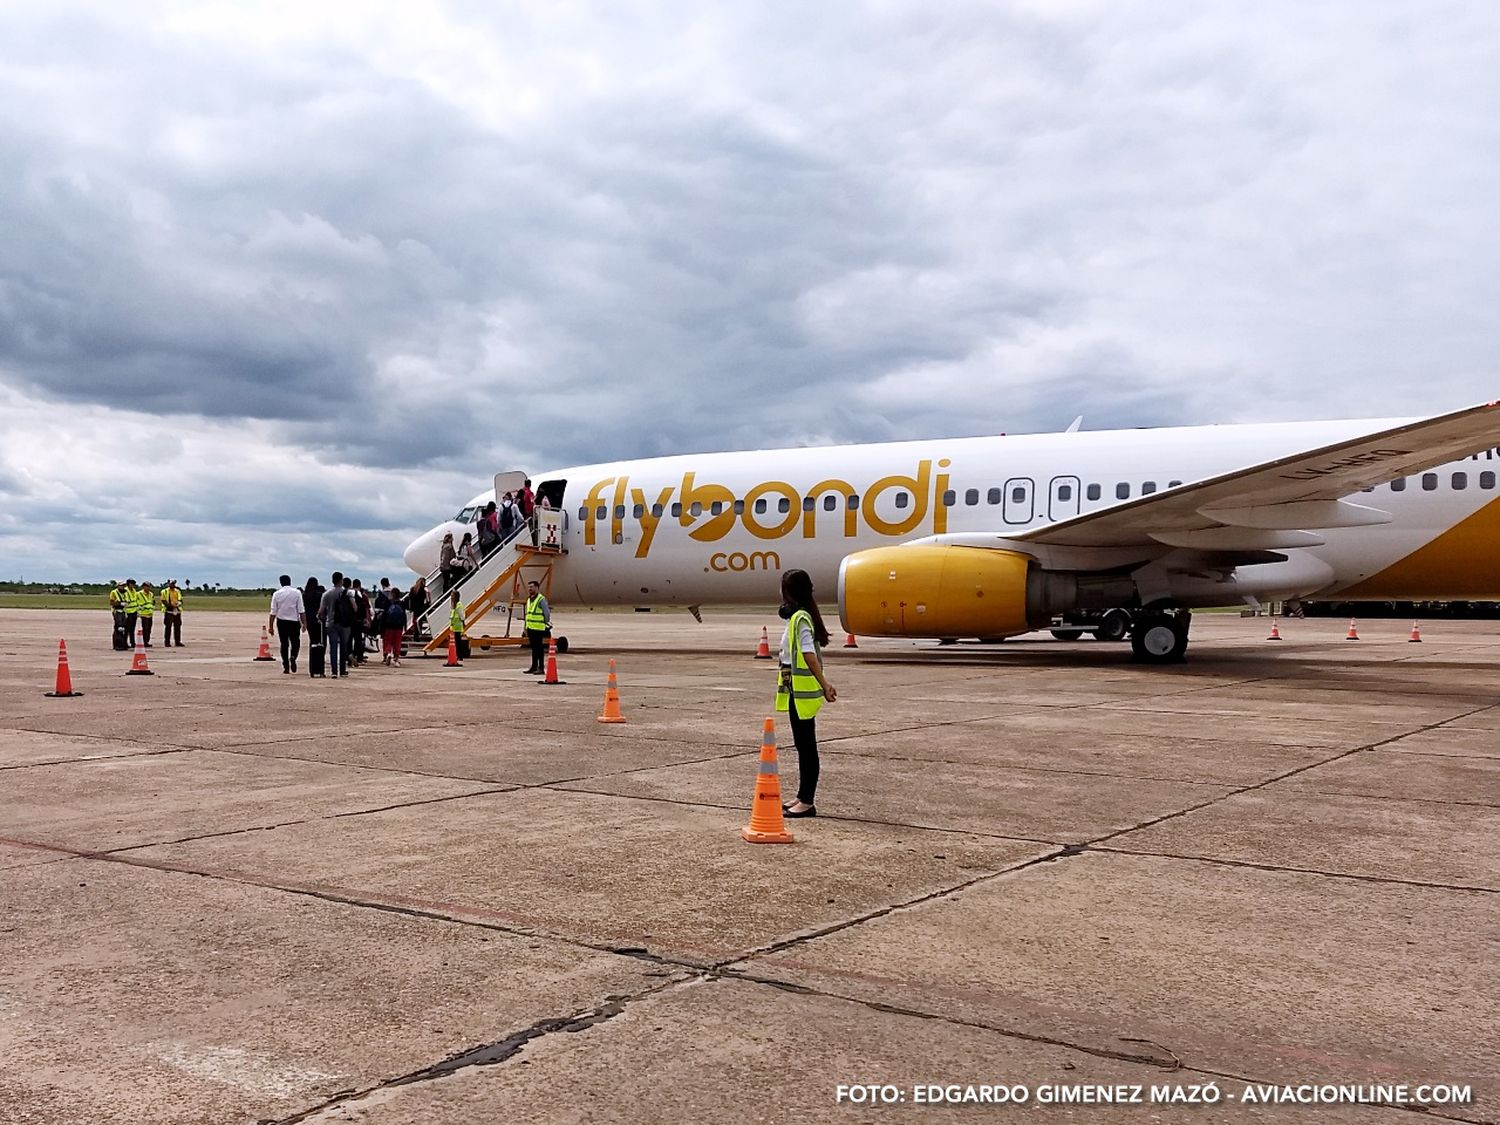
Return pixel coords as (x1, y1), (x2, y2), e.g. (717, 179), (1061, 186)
(1094, 609), (1131, 642)
(1050, 628), (1086, 641)
(556, 636), (569, 655)
(1130, 613), (1189, 664)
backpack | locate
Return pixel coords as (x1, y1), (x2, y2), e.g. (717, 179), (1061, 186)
(333, 589), (357, 627)
(385, 602), (407, 630)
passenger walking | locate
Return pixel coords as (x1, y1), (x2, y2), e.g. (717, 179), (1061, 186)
(138, 582), (157, 647)
(268, 574), (305, 674)
(161, 579), (184, 646)
(406, 576), (430, 639)
(303, 576), (326, 677)
(459, 532), (480, 573)
(775, 568), (837, 818)
(477, 501), (500, 557)
(498, 492), (518, 541)
(319, 572), (356, 678)
(352, 579), (372, 665)
(383, 592), (407, 666)
(439, 532), (463, 592)
(523, 580), (550, 674)
(519, 479), (537, 545)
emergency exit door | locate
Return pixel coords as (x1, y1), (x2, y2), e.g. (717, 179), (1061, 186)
(1049, 475), (1082, 521)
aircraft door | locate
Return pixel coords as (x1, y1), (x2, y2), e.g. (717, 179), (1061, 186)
(1003, 478), (1035, 525)
(1048, 476), (1082, 521)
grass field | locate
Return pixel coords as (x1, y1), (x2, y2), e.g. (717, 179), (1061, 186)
(0, 593), (268, 612)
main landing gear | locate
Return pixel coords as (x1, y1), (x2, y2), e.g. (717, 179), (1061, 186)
(1130, 608), (1191, 664)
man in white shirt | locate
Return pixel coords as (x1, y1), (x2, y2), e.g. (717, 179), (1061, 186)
(268, 574), (306, 674)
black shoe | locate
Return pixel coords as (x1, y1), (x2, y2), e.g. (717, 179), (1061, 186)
(282, 667), (290, 674)
(784, 805), (817, 818)
(291, 661), (297, 673)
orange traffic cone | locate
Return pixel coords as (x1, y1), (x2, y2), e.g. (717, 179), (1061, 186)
(754, 626), (772, 659)
(844, 632), (858, 648)
(741, 718), (794, 844)
(539, 638), (566, 685)
(126, 629), (155, 676)
(1266, 619), (1282, 641)
(597, 658), (626, 723)
(45, 639), (83, 697)
(253, 626), (274, 661)
(444, 634), (462, 666)
(1346, 618), (1360, 641)
(1409, 621), (1423, 643)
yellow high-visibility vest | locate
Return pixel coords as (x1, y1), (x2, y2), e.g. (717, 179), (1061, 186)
(525, 595), (547, 632)
(775, 609), (824, 719)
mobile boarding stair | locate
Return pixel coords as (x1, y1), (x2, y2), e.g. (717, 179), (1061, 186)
(415, 509), (566, 657)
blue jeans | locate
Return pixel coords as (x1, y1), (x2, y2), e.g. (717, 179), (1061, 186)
(327, 625), (352, 676)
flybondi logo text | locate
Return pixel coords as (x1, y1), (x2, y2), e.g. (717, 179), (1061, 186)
(580, 460), (954, 558)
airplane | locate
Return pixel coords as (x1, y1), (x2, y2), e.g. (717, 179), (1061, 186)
(402, 401), (1500, 663)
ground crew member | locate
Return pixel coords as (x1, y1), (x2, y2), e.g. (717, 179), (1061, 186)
(108, 580), (127, 648)
(122, 579), (141, 646)
(774, 568), (837, 819)
(138, 582), (157, 646)
(523, 579), (550, 674)
(161, 579), (184, 646)
(448, 590), (467, 659)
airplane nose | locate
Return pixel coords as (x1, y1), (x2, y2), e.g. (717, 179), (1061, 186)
(403, 534), (428, 574)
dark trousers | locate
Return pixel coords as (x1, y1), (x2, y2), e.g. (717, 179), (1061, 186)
(788, 706), (820, 805)
(112, 610), (126, 645)
(163, 612), (182, 645)
(140, 616), (154, 646)
(527, 629), (547, 671)
(306, 620), (323, 676)
(276, 619), (301, 670)
(123, 613), (138, 645)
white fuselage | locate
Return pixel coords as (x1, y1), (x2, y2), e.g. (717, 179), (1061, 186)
(403, 419), (1500, 608)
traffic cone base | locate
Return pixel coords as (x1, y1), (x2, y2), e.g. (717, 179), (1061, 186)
(754, 626), (773, 659)
(597, 658), (626, 723)
(253, 625), (274, 661)
(45, 639), (83, 697)
(539, 638), (566, 685)
(1409, 621), (1423, 642)
(742, 717), (795, 844)
(1346, 618), (1360, 641)
(126, 631), (155, 675)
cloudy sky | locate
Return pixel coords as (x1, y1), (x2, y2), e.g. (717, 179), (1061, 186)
(3, 1), (1498, 586)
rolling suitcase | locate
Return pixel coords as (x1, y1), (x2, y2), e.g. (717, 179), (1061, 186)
(308, 642), (326, 678)
(112, 622), (129, 651)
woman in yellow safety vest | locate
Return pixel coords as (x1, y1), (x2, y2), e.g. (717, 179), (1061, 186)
(775, 568), (836, 818)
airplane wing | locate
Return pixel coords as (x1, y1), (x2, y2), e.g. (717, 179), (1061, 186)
(1016, 400), (1500, 548)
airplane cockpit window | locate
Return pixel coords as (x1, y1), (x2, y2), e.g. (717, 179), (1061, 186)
(1453, 472), (1468, 490)
(1086, 484), (1102, 501)
(1391, 478), (1406, 492)
(456, 506), (477, 522)
(1421, 473), (1438, 491)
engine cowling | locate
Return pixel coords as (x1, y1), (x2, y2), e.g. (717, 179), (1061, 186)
(838, 545), (1033, 638)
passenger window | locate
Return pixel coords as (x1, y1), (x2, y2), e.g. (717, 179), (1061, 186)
(632, 503), (644, 518)
(734, 500), (745, 514)
(1142, 481), (1157, 495)
(755, 498), (767, 514)
(1086, 484), (1101, 501)
(690, 502), (704, 516)
(595, 505), (607, 519)
(1057, 484), (1072, 501)
(1421, 473), (1438, 491)
(941, 490), (956, 506)
(894, 492), (909, 509)
(671, 502), (683, 517)
(847, 494), (859, 509)
(964, 488), (979, 506)
(778, 498), (791, 514)
(1483, 471), (1497, 490)
(1453, 472), (1468, 490)
(652, 504), (664, 517)
(987, 487), (1002, 504)
(1116, 483), (1130, 500)
(823, 495), (837, 511)
(1168, 480), (1182, 488)
(614, 505), (626, 519)
(802, 496), (815, 512)
(1011, 487), (1025, 503)
(710, 501), (723, 515)
(577, 507), (586, 521)
(1390, 478), (1406, 492)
